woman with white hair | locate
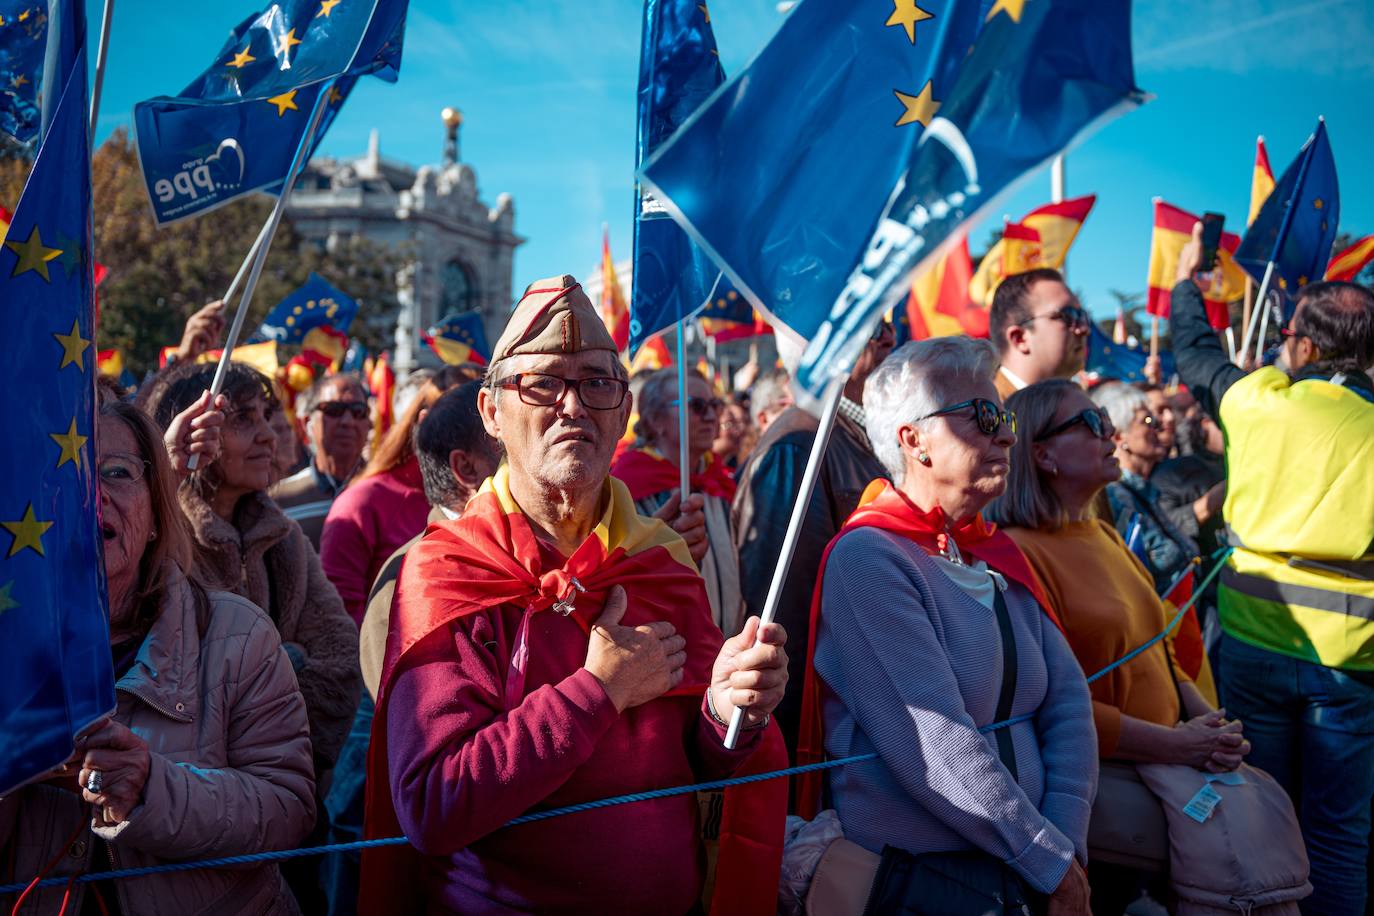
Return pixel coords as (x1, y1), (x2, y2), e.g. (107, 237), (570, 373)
(796, 337), (1096, 913)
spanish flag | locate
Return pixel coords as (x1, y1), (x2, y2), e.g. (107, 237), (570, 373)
(968, 195), (1097, 306)
(302, 325), (348, 373)
(600, 228), (631, 352)
(0, 204), (10, 239)
(1326, 235), (1374, 282)
(97, 349), (124, 378)
(1147, 201), (1246, 330)
(905, 235), (983, 339)
(1249, 136), (1275, 227)
(157, 340), (280, 378)
(628, 332), (672, 374)
(369, 352), (395, 452)
(1001, 220), (1042, 276)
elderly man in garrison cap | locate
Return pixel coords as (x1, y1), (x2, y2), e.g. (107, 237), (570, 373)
(360, 276), (789, 915)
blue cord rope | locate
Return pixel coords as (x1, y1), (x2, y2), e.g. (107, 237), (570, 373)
(0, 548), (1236, 895)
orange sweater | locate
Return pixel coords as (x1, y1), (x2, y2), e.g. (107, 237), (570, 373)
(1006, 520), (1190, 757)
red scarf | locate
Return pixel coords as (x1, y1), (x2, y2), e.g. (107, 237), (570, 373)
(794, 480), (1062, 819)
(612, 446), (737, 502)
(360, 467), (785, 915)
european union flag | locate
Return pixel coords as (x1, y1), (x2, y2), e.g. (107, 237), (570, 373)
(1235, 119), (1339, 314)
(698, 275), (770, 342)
(133, 0), (407, 224)
(256, 272), (359, 343)
(0, 2), (115, 794)
(629, 0), (725, 355)
(0, 1), (46, 141)
(1084, 322), (1175, 385)
(425, 311), (490, 366)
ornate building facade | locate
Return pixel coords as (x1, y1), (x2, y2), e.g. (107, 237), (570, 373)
(286, 114), (522, 374)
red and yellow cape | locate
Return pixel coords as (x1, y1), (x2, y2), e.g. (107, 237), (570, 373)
(612, 446), (738, 502)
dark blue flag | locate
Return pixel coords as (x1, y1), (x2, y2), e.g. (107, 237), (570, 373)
(0, 3), (115, 794)
(257, 272), (359, 343)
(1235, 119), (1339, 312)
(629, 0), (726, 356)
(0, 1), (46, 141)
(424, 311), (490, 366)
(133, 0), (406, 224)
(1084, 322), (1175, 385)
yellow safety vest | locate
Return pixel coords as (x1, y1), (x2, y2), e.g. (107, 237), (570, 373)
(1218, 367), (1374, 669)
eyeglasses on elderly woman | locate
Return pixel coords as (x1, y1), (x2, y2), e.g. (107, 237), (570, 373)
(912, 398), (1017, 436)
(1035, 408), (1116, 442)
(494, 373), (629, 410)
(98, 453), (151, 488)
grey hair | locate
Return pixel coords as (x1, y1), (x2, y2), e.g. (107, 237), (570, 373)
(863, 337), (999, 485)
(1090, 381), (1149, 435)
(297, 372), (369, 420)
(750, 368), (792, 418)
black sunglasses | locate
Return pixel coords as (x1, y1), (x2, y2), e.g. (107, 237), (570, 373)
(315, 401), (369, 420)
(1019, 305), (1090, 331)
(913, 398), (1016, 436)
(671, 396), (725, 418)
(1037, 408), (1115, 442)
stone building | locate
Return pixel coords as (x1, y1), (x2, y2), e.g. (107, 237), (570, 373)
(285, 112), (523, 374)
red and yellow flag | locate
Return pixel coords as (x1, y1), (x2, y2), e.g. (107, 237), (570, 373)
(0, 204), (10, 240)
(628, 332), (671, 374)
(600, 228), (631, 352)
(369, 352), (395, 452)
(1146, 201), (1246, 330)
(1001, 220), (1042, 276)
(968, 195), (1097, 306)
(1248, 136), (1275, 227)
(906, 235), (983, 339)
(97, 349), (123, 378)
(302, 325), (348, 373)
(1326, 235), (1374, 282)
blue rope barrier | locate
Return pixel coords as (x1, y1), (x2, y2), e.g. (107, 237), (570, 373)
(1, 548), (1237, 895)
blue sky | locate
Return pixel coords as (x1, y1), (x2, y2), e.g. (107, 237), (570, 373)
(91, 0), (1374, 320)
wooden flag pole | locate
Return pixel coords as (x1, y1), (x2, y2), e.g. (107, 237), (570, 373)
(1150, 315), (1160, 358)
(187, 81), (335, 471)
(88, 0), (115, 142)
(676, 321), (690, 498)
(723, 377), (844, 749)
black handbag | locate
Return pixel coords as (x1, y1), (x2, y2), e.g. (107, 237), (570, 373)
(861, 587), (1046, 916)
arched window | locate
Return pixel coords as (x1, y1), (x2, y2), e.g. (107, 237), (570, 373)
(440, 260), (477, 315)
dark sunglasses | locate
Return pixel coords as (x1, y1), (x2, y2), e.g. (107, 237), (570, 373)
(1019, 305), (1090, 331)
(1037, 408), (1115, 442)
(671, 396), (725, 418)
(914, 398), (1017, 436)
(315, 401), (369, 420)
(494, 373), (629, 411)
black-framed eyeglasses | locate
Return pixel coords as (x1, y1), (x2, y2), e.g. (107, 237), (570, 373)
(1037, 408), (1115, 442)
(98, 454), (150, 488)
(671, 396), (725, 418)
(315, 401), (369, 420)
(913, 398), (1017, 436)
(1019, 305), (1090, 331)
(494, 373), (628, 411)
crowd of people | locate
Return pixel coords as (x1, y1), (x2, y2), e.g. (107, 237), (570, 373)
(2, 226), (1372, 916)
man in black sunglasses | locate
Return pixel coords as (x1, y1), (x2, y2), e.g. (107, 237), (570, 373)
(989, 268), (1090, 401)
(271, 374), (372, 549)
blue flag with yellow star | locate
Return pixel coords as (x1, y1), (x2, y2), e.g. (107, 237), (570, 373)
(1085, 322), (1175, 385)
(424, 311), (490, 366)
(0, 1), (47, 141)
(133, 0), (407, 225)
(0, 3), (116, 795)
(256, 271), (359, 343)
(628, 0), (727, 356)
(1235, 119), (1339, 315)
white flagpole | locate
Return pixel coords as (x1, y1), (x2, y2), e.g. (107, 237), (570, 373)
(1253, 286), (1274, 367)
(1238, 261), (1275, 367)
(88, 0), (115, 143)
(187, 81), (334, 471)
(676, 321), (690, 498)
(224, 219), (275, 306)
(723, 377), (845, 749)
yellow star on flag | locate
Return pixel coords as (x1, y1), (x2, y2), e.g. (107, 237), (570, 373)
(2, 504), (53, 558)
(328, 85), (343, 105)
(228, 46), (256, 68)
(894, 81), (940, 127)
(1313, 198), (1325, 210)
(267, 89), (299, 116)
(698, 3), (710, 23)
(50, 418), (87, 470)
(317, 0), (342, 17)
(277, 27), (302, 57)
(10, 74), (28, 88)
(0, 580), (16, 615)
(4, 226), (63, 281)
(986, 0), (1026, 22)
(53, 319), (89, 370)
(885, 0), (934, 44)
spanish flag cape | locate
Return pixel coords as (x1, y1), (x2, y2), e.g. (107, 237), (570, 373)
(794, 480), (1062, 820)
(612, 445), (738, 502)
(360, 466), (786, 915)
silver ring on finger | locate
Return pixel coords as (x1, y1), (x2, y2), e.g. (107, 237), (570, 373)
(85, 769), (103, 794)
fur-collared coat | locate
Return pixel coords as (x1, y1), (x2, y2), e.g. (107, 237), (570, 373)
(181, 487), (361, 768)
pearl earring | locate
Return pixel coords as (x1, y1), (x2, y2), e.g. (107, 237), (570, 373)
(917, 451), (931, 466)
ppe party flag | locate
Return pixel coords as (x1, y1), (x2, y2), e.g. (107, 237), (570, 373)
(0, 0), (116, 795)
(133, 0), (407, 224)
(0, 1), (45, 141)
(698, 276), (772, 343)
(1084, 322), (1176, 386)
(640, 0), (984, 353)
(629, 0), (726, 355)
(792, 0), (1144, 397)
(257, 272), (359, 343)
(968, 194), (1097, 307)
(1236, 119), (1340, 304)
(1146, 201), (1245, 330)
(600, 228), (630, 351)
(905, 234), (982, 340)
(424, 311), (490, 366)
(1249, 136), (1274, 227)
(1326, 235), (1374, 282)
